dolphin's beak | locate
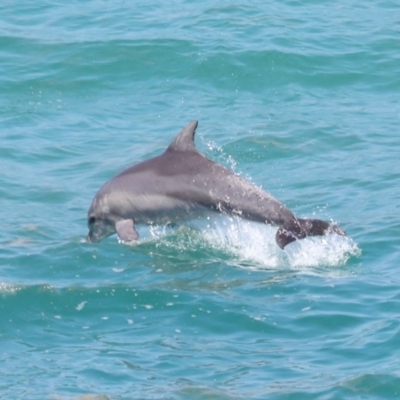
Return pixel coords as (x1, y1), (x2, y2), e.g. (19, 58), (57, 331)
(86, 231), (101, 243)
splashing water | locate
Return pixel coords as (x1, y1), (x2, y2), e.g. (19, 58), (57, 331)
(204, 139), (238, 171)
(139, 215), (360, 273)
(201, 216), (360, 272)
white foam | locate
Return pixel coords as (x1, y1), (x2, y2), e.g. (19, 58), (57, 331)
(0, 282), (23, 294)
(200, 216), (360, 275)
(131, 214), (360, 275)
(198, 217), (358, 272)
(201, 217), (284, 268)
(76, 301), (87, 311)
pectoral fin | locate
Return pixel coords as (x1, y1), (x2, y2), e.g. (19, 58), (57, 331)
(115, 219), (139, 242)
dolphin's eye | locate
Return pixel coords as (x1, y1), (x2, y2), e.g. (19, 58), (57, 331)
(88, 216), (96, 225)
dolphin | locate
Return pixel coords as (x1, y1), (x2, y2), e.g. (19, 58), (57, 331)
(87, 121), (345, 248)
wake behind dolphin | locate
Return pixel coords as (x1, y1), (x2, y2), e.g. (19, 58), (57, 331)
(87, 121), (345, 249)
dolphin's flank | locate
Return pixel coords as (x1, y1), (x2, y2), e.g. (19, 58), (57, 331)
(87, 121), (346, 248)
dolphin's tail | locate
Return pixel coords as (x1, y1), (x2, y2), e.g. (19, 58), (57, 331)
(275, 218), (346, 249)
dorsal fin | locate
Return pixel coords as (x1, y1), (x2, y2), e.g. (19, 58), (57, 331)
(166, 121), (198, 152)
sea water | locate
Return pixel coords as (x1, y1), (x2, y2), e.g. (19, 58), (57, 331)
(1, 1), (399, 399)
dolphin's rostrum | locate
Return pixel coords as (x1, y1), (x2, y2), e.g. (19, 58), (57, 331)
(87, 121), (345, 248)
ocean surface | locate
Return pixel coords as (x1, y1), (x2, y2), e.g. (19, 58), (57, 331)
(1, 1), (399, 399)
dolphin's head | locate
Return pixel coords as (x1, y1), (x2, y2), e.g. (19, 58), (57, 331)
(86, 194), (116, 243)
(86, 214), (116, 243)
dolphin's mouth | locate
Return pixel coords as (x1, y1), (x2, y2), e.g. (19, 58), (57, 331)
(86, 232), (98, 243)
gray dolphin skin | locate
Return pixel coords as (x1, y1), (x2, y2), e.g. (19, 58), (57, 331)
(87, 121), (345, 249)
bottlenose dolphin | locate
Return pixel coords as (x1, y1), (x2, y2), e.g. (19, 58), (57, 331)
(87, 121), (345, 248)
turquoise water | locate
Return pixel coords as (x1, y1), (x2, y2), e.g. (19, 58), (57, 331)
(1, 1), (399, 399)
